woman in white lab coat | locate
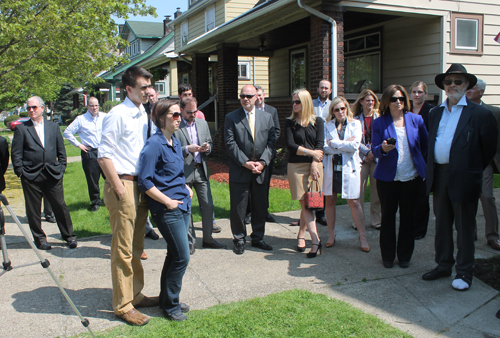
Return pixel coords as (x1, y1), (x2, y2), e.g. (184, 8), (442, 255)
(323, 96), (369, 252)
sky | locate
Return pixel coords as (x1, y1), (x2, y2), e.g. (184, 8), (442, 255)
(114, 1), (187, 24)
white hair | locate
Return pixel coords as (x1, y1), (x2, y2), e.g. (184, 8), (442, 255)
(476, 78), (486, 91)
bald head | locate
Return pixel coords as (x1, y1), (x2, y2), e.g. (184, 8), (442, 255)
(240, 85), (257, 112)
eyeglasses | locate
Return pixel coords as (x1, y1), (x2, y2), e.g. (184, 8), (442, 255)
(443, 79), (464, 86)
(88, 105), (99, 108)
(333, 107), (347, 113)
(27, 105), (39, 110)
(185, 110), (197, 115)
(167, 112), (181, 119)
(240, 94), (255, 99)
(291, 100), (301, 105)
(390, 97), (405, 103)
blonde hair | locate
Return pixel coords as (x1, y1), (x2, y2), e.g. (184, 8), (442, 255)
(352, 89), (379, 117)
(287, 88), (316, 126)
(327, 96), (354, 122)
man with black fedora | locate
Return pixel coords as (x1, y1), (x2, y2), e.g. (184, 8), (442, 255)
(422, 64), (497, 290)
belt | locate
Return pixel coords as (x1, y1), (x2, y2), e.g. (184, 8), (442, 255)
(118, 174), (138, 181)
(194, 163), (202, 168)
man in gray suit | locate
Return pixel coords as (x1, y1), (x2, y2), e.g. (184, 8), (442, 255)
(224, 85), (276, 254)
(311, 79), (332, 226)
(174, 97), (226, 252)
(466, 78), (500, 250)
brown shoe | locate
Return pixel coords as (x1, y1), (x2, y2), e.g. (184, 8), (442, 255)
(117, 308), (149, 326)
(135, 296), (160, 308)
(487, 239), (500, 250)
(141, 251), (148, 260)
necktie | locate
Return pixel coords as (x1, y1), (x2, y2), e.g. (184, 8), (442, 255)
(248, 111), (255, 139)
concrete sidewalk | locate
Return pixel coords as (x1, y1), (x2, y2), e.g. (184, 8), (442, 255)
(0, 190), (499, 337)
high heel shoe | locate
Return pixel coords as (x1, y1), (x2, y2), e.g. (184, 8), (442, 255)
(307, 242), (322, 258)
(359, 236), (370, 252)
(297, 237), (306, 252)
(326, 232), (336, 248)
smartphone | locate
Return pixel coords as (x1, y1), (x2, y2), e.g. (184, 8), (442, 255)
(386, 138), (396, 145)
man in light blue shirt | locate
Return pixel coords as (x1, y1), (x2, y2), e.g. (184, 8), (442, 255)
(63, 97), (106, 212)
(423, 64), (497, 291)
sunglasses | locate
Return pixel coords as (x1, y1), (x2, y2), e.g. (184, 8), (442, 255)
(291, 100), (301, 105)
(443, 79), (464, 86)
(167, 112), (181, 119)
(333, 106), (347, 113)
(390, 97), (405, 103)
(240, 94), (255, 99)
(185, 110), (197, 115)
(27, 105), (39, 110)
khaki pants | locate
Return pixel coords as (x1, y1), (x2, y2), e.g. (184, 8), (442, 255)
(360, 161), (381, 226)
(104, 180), (149, 315)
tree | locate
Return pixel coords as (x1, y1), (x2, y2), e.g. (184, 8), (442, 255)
(0, 0), (156, 110)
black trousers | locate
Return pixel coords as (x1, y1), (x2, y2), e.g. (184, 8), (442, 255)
(81, 148), (104, 207)
(432, 164), (477, 279)
(230, 174), (269, 245)
(377, 177), (420, 263)
(21, 170), (76, 246)
(414, 176), (430, 237)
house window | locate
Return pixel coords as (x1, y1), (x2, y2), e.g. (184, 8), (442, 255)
(451, 13), (483, 55)
(155, 82), (165, 94)
(181, 21), (189, 47)
(344, 30), (382, 93)
(205, 5), (215, 32)
(290, 48), (306, 94)
(238, 61), (251, 80)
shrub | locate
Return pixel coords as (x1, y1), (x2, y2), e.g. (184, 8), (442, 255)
(19, 111), (29, 117)
(102, 100), (121, 113)
(4, 115), (20, 126)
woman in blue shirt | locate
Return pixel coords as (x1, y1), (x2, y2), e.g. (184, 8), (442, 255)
(138, 100), (193, 322)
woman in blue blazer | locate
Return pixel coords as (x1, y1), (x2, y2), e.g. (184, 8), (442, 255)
(372, 85), (428, 269)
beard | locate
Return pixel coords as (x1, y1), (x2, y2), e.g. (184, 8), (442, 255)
(446, 86), (467, 102)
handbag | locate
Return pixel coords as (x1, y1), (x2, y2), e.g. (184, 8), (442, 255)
(305, 180), (324, 210)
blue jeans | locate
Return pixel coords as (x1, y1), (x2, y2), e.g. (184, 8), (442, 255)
(153, 207), (191, 314)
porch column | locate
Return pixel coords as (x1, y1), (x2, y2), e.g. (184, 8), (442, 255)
(216, 43), (239, 127)
(310, 9), (344, 96)
(191, 53), (210, 118)
(110, 81), (117, 102)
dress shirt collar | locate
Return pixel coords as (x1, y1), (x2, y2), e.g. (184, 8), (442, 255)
(440, 95), (467, 110)
(182, 117), (195, 127)
(123, 97), (146, 118)
(31, 118), (44, 127)
(317, 97), (329, 108)
(244, 106), (256, 116)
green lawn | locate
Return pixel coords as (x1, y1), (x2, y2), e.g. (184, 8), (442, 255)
(81, 289), (411, 338)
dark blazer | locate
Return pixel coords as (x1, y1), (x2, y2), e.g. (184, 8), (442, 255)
(483, 102), (500, 172)
(411, 101), (434, 132)
(224, 107), (275, 184)
(11, 119), (67, 181)
(372, 112), (428, 182)
(262, 104), (280, 158)
(173, 118), (212, 182)
(426, 98), (497, 203)
(0, 136), (9, 192)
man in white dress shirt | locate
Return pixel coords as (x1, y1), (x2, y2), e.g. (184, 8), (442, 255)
(98, 66), (158, 326)
(63, 97), (106, 212)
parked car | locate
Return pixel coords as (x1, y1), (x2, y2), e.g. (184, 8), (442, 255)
(9, 117), (30, 131)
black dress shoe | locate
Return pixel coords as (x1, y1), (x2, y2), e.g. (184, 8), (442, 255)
(233, 243), (245, 255)
(202, 241), (227, 249)
(315, 216), (327, 226)
(38, 243), (52, 250)
(414, 235), (425, 240)
(91, 204), (100, 212)
(189, 243), (195, 255)
(67, 240), (78, 249)
(383, 261), (393, 268)
(251, 240), (273, 251)
(422, 266), (452, 280)
(45, 215), (56, 223)
(496, 309), (500, 319)
(145, 230), (160, 240)
(212, 225), (222, 233)
(266, 214), (276, 222)
(398, 261), (409, 268)
(164, 310), (188, 322)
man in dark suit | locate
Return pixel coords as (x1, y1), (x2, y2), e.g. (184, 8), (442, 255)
(174, 97), (225, 252)
(11, 96), (77, 250)
(224, 84), (276, 254)
(466, 78), (500, 250)
(244, 85), (280, 224)
(423, 64), (497, 291)
(0, 136), (9, 193)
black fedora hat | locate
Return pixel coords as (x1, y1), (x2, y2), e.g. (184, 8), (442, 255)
(435, 64), (477, 90)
